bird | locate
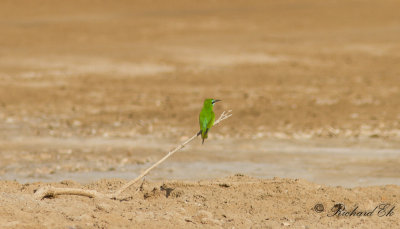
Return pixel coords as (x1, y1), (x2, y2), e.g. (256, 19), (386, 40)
(197, 98), (221, 144)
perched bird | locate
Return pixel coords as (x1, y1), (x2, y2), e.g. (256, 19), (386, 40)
(198, 99), (221, 144)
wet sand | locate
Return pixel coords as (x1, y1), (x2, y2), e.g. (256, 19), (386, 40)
(2, 137), (400, 188)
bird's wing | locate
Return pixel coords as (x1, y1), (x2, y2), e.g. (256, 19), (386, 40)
(206, 111), (215, 129)
(199, 111), (210, 131)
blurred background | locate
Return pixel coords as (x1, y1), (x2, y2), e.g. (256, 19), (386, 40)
(0, 0), (399, 186)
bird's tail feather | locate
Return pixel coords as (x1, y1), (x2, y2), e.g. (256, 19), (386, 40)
(201, 129), (209, 144)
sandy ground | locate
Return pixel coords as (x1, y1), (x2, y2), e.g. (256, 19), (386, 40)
(1, 176), (400, 228)
(1, 0), (400, 228)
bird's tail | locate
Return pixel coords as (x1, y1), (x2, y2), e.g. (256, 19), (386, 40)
(200, 129), (209, 144)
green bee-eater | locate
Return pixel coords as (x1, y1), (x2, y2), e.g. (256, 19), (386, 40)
(197, 99), (221, 144)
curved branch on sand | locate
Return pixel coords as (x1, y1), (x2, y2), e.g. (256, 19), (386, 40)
(34, 110), (232, 200)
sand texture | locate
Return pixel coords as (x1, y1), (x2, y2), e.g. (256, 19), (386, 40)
(0, 0), (400, 228)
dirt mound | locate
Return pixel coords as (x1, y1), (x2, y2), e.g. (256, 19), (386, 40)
(0, 176), (399, 228)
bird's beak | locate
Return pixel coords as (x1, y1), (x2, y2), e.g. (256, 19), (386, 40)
(213, 99), (222, 104)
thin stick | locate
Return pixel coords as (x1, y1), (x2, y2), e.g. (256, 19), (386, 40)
(34, 110), (232, 200)
(112, 110), (232, 198)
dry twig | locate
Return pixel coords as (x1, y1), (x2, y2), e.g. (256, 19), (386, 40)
(34, 110), (232, 200)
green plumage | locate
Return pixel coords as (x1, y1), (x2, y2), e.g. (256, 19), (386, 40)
(198, 98), (221, 144)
